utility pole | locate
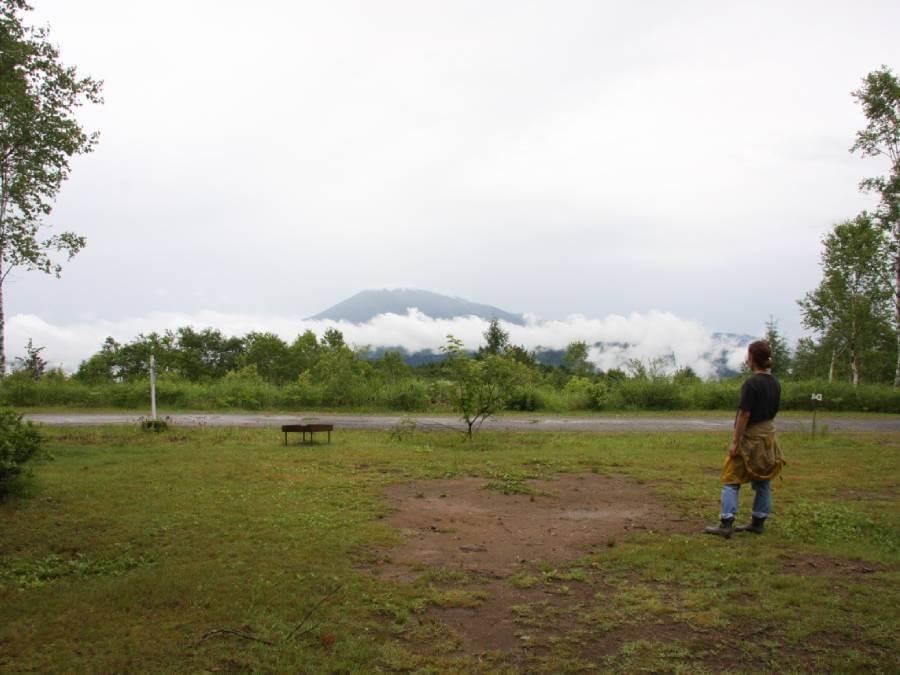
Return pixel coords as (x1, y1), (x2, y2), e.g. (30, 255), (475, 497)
(150, 353), (158, 421)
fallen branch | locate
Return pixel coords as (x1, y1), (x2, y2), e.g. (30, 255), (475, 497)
(193, 584), (343, 649)
(194, 628), (276, 647)
(284, 584), (343, 641)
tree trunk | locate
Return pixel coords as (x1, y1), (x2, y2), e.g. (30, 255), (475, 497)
(894, 249), (899, 386)
(829, 349), (836, 383)
(0, 182), (5, 377)
(850, 342), (860, 387)
(0, 253), (5, 377)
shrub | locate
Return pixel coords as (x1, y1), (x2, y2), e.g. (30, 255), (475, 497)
(211, 366), (277, 410)
(0, 408), (46, 493)
(617, 378), (684, 410)
(506, 385), (542, 411)
(685, 381), (740, 411)
(279, 373), (324, 409)
(563, 377), (610, 410)
(505, 384), (566, 412)
(381, 380), (430, 411)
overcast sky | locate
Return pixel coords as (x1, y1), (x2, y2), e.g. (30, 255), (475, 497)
(10, 1), (900, 368)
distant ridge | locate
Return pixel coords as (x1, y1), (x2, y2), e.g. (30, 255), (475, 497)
(309, 288), (525, 325)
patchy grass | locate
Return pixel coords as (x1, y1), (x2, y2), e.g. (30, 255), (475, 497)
(0, 425), (897, 672)
(431, 589), (489, 608)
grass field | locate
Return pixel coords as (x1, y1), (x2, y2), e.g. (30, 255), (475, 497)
(1, 425), (897, 672)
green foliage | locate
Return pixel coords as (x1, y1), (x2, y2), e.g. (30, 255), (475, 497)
(382, 379), (430, 411)
(563, 376), (609, 410)
(0, 406), (45, 491)
(850, 65), (899, 386)
(0, 0), (103, 370)
(10, 322), (900, 413)
(672, 366), (700, 384)
(563, 341), (595, 377)
(4, 370), (900, 413)
(310, 341), (375, 407)
(478, 318), (510, 357)
(506, 383), (566, 412)
(240, 331), (292, 384)
(791, 336), (824, 381)
(442, 335), (524, 438)
(322, 327), (346, 350)
(11, 338), (46, 381)
(764, 317), (793, 376)
(174, 327), (241, 381)
(373, 350), (410, 383)
(211, 365), (276, 410)
(798, 214), (894, 385)
(616, 376), (683, 410)
(73, 336), (121, 383)
(851, 65), (899, 237)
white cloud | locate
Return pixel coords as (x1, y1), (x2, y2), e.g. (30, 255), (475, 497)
(10, 0), (898, 337)
(10, 309), (748, 379)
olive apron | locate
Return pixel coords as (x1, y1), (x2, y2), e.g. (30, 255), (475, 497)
(720, 419), (785, 484)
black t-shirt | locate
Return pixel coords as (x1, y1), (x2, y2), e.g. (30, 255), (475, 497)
(737, 373), (781, 425)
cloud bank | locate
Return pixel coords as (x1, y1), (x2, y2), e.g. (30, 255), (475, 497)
(9, 309), (750, 378)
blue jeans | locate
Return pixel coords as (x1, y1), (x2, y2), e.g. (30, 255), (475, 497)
(720, 481), (771, 521)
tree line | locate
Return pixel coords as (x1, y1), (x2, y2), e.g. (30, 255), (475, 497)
(4, 319), (898, 418)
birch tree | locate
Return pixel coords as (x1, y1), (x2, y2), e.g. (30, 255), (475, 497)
(851, 66), (899, 384)
(0, 1), (102, 372)
(799, 215), (893, 385)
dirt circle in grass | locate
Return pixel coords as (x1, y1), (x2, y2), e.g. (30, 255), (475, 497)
(371, 473), (698, 656)
(375, 473), (694, 581)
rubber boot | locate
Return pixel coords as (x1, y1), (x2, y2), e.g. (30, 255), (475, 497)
(735, 516), (765, 534)
(703, 518), (733, 539)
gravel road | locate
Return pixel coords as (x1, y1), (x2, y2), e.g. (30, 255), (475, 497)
(23, 412), (900, 433)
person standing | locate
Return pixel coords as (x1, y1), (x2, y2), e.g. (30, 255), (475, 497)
(705, 340), (786, 538)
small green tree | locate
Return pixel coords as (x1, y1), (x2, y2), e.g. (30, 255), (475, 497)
(563, 341), (595, 377)
(310, 340), (373, 407)
(763, 317), (792, 377)
(12, 337), (44, 381)
(240, 332), (291, 384)
(74, 336), (120, 383)
(478, 318), (510, 357)
(288, 330), (321, 374)
(175, 327), (240, 381)
(442, 335), (522, 439)
(374, 350), (410, 384)
(791, 337), (826, 380)
(504, 343), (536, 366)
(321, 328), (346, 351)
(0, 1), (103, 372)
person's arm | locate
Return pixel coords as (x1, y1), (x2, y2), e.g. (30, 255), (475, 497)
(729, 409), (751, 457)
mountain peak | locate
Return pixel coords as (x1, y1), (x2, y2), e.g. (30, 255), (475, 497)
(309, 288), (525, 325)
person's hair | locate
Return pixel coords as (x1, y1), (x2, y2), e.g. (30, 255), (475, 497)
(748, 340), (773, 370)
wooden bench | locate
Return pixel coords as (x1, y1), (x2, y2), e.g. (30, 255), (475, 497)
(281, 423), (333, 445)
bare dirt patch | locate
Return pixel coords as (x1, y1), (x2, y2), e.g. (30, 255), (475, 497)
(370, 473), (702, 657)
(375, 474), (694, 582)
